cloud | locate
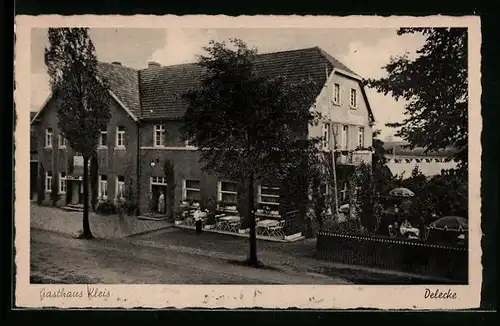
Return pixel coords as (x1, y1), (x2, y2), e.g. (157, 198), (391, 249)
(340, 32), (426, 140)
(30, 72), (51, 111)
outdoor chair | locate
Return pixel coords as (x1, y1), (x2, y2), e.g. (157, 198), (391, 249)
(268, 220), (285, 238)
(213, 213), (225, 230)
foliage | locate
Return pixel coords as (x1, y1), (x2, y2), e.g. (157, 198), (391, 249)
(182, 39), (322, 264)
(365, 28), (468, 167)
(96, 200), (117, 215)
(90, 151), (99, 211)
(37, 164), (45, 205)
(372, 130), (394, 194)
(45, 28), (112, 238)
(121, 179), (138, 216)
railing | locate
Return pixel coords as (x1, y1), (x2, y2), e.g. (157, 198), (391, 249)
(315, 232), (468, 282)
(336, 151), (372, 166)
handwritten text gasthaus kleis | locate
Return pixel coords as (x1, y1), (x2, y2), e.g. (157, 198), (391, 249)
(40, 285), (111, 301)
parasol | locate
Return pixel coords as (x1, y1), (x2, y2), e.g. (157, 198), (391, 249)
(428, 216), (468, 232)
(389, 187), (415, 197)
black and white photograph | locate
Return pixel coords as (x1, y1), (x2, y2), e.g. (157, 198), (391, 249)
(15, 15), (481, 309)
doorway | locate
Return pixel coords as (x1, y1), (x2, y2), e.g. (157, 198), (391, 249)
(150, 177), (168, 215)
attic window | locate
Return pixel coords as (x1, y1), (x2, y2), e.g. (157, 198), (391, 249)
(349, 88), (358, 108)
(333, 83), (341, 104)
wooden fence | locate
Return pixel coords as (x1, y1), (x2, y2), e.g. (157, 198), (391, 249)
(315, 232), (468, 282)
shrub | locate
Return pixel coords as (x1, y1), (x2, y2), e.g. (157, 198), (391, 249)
(96, 200), (116, 215)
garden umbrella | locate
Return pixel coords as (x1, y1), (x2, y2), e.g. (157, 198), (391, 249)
(428, 216), (468, 232)
(389, 187), (415, 197)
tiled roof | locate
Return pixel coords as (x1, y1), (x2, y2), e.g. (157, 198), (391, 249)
(97, 62), (140, 117)
(138, 46), (362, 120)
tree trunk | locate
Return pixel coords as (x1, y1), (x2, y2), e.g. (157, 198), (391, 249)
(82, 155), (93, 238)
(247, 173), (258, 266)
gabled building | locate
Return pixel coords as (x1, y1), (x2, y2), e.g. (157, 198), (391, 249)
(31, 46), (375, 219)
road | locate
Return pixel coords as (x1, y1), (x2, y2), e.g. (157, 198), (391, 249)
(30, 229), (348, 284)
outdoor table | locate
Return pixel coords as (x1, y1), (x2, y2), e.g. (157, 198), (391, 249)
(218, 215), (241, 232)
(256, 219), (279, 236)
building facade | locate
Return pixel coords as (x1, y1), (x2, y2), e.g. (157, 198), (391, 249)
(383, 141), (459, 178)
(31, 46), (375, 218)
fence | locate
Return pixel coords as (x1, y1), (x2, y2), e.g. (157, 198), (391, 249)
(315, 232), (468, 282)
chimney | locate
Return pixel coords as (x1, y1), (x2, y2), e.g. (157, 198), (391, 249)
(148, 61), (161, 68)
(111, 61), (122, 66)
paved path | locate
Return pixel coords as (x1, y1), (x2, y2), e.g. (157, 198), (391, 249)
(31, 229), (349, 284)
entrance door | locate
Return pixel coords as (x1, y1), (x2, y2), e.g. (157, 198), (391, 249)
(150, 176), (168, 215)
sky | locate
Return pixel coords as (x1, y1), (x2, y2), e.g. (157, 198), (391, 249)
(30, 28), (426, 140)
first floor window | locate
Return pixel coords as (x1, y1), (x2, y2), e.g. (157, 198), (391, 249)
(258, 185), (280, 209)
(333, 83), (341, 104)
(59, 172), (67, 193)
(99, 175), (108, 199)
(116, 126), (125, 148)
(183, 179), (200, 202)
(154, 124), (165, 147)
(358, 127), (365, 148)
(58, 134), (67, 148)
(340, 182), (347, 203)
(217, 181), (237, 205)
(341, 125), (348, 150)
(45, 171), (52, 192)
(116, 175), (125, 199)
(350, 88), (357, 108)
(322, 122), (331, 150)
(99, 129), (107, 147)
(151, 176), (168, 185)
(45, 128), (53, 147)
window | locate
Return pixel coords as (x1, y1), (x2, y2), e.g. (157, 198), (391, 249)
(59, 172), (67, 193)
(333, 83), (341, 104)
(116, 126), (125, 148)
(116, 175), (125, 199)
(99, 129), (107, 147)
(350, 88), (357, 108)
(358, 127), (365, 148)
(45, 171), (52, 192)
(341, 125), (348, 150)
(319, 182), (329, 196)
(98, 175), (108, 199)
(45, 128), (53, 148)
(218, 181), (238, 205)
(340, 182), (347, 203)
(58, 134), (67, 148)
(183, 179), (200, 202)
(322, 122), (331, 150)
(258, 185), (280, 207)
(151, 176), (168, 185)
(154, 124), (165, 147)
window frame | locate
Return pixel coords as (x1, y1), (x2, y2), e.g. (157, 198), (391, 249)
(358, 127), (365, 148)
(116, 175), (125, 200)
(322, 122), (331, 150)
(99, 129), (108, 148)
(341, 125), (348, 150)
(217, 181), (238, 205)
(258, 185), (280, 207)
(58, 134), (67, 148)
(45, 171), (52, 192)
(98, 175), (108, 199)
(333, 83), (341, 105)
(116, 126), (125, 148)
(45, 128), (53, 148)
(153, 124), (166, 147)
(59, 172), (67, 194)
(182, 179), (201, 202)
(349, 88), (358, 109)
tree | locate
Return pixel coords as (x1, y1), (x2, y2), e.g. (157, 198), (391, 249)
(45, 28), (111, 239)
(372, 130), (394, 194)
(182, 39), (321, 266)
(366, 28), (468, 168)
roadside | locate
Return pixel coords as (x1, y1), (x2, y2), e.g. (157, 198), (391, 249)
(128, 228), (459, 284)
(31, 228), (348, 284)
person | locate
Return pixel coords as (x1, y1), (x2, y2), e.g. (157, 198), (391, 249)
(158, 191), (165, 214)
